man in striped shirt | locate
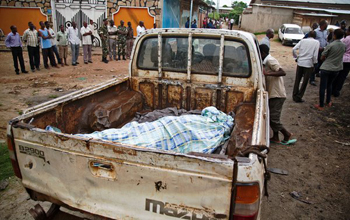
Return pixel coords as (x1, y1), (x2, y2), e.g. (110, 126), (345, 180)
(23, 22), (40, 72)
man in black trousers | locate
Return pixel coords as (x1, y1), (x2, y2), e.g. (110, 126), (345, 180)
(23, 22), (40, 72)
(5, 25), (28, 75)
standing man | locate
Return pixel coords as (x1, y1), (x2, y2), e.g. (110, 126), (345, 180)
(81, 21), (93, 64)
(203, 18), (207, 28)
(260, 44), (295, 145)
(332, 26), (350, 97)
(315, 29), (346, 110)
(99, 18), (109, 63)
(126, 21), (134, 59)
(5, 25), (28, 74)
(230, 18), (234, 30)
(292, 31), (319, 103)
(340, 20), (346, 37)
(117, 20), (127, 61)
(88, 20), (96, 47)
(46, 21), (61, 65)
(67, 21), (80, 66)
(185, 17), (190, 28)
(304, 23), (318, 38)
(260, 29), (274, 49)
(310, 20), (328, 86)
(137, 21), (146, 36)
(57, 25), (69, 66)
(191, 19), (197, 28)
(108, 20), (118, 61)
(38, 21), (58, 69)
(22, 22), (40, 72)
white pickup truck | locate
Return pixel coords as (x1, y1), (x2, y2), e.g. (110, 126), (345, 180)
(7, 29), (270, 220)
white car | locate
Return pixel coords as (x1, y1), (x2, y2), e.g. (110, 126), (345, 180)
(327, 24), (340, 31)
(278, 24), (304, 46)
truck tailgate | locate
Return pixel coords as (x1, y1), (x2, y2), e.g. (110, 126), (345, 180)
(12, 127), (234, 220)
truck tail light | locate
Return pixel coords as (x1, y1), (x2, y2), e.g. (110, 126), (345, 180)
(233, 183), (260, 220)
(7, 135), (22, 179)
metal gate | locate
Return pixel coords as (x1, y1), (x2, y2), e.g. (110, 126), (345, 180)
(54, 0), (107, 47)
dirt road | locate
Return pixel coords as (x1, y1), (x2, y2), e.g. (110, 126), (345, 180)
(0, 37), (349, 220)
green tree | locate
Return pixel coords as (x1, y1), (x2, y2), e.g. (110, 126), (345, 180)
(204, 0), (216, 6)
(231, 1), (247, 13)
(229, 1), (248, 24)
(222, 4), (229, 7)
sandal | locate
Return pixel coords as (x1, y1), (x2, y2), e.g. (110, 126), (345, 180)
(280, 139), (297, 145)
(314, 104), (324, 111)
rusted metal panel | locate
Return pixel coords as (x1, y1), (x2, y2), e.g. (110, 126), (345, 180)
(225, 91), (245, 113)
(86, 90), (143, 131)
(139, 82), (155, 109)
(226, 104), (255, 157)
(27, 110), (58, 130)
(194, 88), (214, 110)
(166, 85), (183, 109)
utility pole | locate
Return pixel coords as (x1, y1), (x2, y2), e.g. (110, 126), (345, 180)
(217, 0), (220, 15)
(189, 0), (193, 28)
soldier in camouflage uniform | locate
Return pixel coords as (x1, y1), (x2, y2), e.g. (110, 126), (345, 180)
(117, 20), (127, 60)
(99, 18), (109, 63)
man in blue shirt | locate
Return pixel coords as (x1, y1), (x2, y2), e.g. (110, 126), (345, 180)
(5, 26), (28, 75)
(185, 17), (190, 28)
(191, 19), (197, 28)
(38, 21), (59, 69)
(207, 20), (215, 29)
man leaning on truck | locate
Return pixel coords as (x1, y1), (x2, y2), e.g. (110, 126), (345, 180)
(260, 44), (296, 145)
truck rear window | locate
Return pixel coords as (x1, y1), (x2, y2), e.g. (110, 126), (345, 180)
(137, 37), (158, 70)
(137, 36), (251, 77)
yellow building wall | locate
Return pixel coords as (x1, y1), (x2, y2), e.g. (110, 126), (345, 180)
(113, 7), (155, 37)
(0, 7), (47, 36)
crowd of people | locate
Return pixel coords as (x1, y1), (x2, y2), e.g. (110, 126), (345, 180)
(259, 20), (349, 144)
(184, 17), (236, 29)
(4, 19), (148, 74)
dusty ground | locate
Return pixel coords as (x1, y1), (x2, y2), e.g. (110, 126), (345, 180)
(0, 36), (350, 220)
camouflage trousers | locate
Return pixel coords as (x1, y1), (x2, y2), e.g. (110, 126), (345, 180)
(118, 40), (126, 57)
(102, 39), (108, 60)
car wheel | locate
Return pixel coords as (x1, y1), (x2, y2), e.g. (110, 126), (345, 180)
(282, 39), (286, 45)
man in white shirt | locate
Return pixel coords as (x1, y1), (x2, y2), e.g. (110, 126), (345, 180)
(88, 19), (96, 46)
(260, 29), (274, 49)
(108, 20), (118, 61)
(292, 31), (320, 102)
(311, 20), (328, 86)
(45, 21), (61, 64)
(67, 21), (81, 66)
(81, 21), (93, 64)
(137, 21), (146, 36)
(260, 44), (296, 145)
(230, 18), (234, 30)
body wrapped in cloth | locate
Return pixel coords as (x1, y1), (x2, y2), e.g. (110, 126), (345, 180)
(76, 107), (234, 154)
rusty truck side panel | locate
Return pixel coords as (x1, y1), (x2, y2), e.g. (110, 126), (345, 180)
(12, 127), (234, 219)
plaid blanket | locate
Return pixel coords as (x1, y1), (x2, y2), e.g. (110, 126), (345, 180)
(76, 106), (234, 154)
